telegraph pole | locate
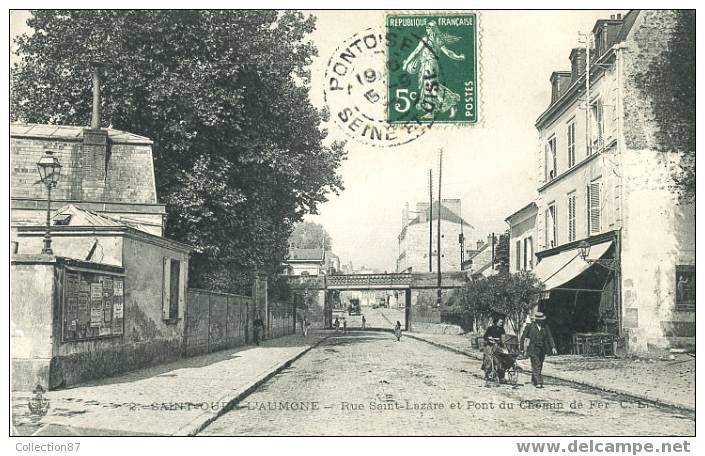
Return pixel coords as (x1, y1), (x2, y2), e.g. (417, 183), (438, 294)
(436, 149), (443, 307)
(428, 169), (433, 273)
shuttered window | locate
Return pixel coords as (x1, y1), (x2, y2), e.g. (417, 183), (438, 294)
(587, 180), (602, 235)
(515, 241), (522, 271)
(568, 191), (577, 242)
(162, 257), (185, 321)
(545, 204), (556, 248)
(567, 121), (576, 168)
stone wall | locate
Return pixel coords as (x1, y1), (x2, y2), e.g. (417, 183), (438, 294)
(619, 10), (695, 352)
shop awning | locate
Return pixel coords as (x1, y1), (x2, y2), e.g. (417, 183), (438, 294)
(533, 241), (613, 291)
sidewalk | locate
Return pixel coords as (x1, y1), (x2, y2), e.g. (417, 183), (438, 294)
(406, 332), (695, 412)
(12, 331), (329, 436)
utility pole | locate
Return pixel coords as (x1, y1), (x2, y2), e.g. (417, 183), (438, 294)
(428, 169), (433, 273)
(436, 149), (443, 307)
(491, 232), (496, 270)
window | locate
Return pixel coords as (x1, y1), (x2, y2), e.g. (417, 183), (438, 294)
(524, 237), (534, 270)
(545, 204), (556, 248)
(162, 257), (185, 321)
(590, 98), (604, 153)
(567, 191), (577, 242)
(544, 136), (557, 182)
(515, 240), (521, 272)
(675, 265), (695, 310)
(586, 180), (602, 235)
(567, 121), (576, 168)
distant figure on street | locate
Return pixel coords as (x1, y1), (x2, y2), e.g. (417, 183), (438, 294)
(253, 313), (264, 346)
(520, 312), (557, 388)
(361, 315), (366, 330)
(302, 317), (309, 337)
(394, 321), (402, 341)
(343, 319), (347, 334)
(333, 317), (340, 333)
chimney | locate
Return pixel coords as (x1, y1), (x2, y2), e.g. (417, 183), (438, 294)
(550, 71), (572, 104)
(402, 202), (409, 228)
(569, 48), (586, 83)
(417, 202), (430, 223)
(82, 63), (109, 201)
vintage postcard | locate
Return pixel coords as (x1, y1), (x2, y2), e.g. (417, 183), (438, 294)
(7, 7), (696, 447)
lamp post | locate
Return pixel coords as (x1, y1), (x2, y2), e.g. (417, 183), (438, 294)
(37, 151), (62, 255)
(578, 240), (619, 271)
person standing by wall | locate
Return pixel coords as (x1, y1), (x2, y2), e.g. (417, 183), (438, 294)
(253, 313), (265, 346)
(361, 315), (366, 330)
(520, 312), (557, 388)
(394, 321), (402, 341)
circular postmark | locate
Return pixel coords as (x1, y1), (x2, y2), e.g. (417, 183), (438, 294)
(323, 27), (433, 147)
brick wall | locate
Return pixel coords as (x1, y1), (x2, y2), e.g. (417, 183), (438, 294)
(11, 135), (157, 204)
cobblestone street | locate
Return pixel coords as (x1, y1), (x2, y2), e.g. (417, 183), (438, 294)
(200, 331), (694, 436)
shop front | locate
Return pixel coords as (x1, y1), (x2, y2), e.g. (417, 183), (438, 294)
(533, 232), (621, 355)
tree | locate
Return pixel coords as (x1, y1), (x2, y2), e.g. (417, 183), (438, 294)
(11, 11), (346, 293)
(289, 221), (332, 250)
(493, 231), (510, 275)
(453, 271), (543, 335)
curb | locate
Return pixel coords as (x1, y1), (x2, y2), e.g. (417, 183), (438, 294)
(173, 335), (331, 436)
(405, 333), (695, 414)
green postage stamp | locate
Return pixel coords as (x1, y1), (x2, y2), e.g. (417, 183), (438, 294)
(387, 13), (478, 125)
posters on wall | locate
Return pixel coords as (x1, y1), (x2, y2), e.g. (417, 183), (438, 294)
(64, 270), (124, 341)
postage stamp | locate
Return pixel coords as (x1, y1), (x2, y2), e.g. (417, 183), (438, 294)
(386, 12), (478, 124)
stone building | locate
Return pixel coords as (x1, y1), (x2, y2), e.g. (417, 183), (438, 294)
(11, 123), (165, 237)
(505, 202), (538, 274)
(461, 235), (500, 279)
(397, 199), (473, 273)
(10, 117), (195, 389)
(283, 247), (326, 276)
(532, 10), (694, 353)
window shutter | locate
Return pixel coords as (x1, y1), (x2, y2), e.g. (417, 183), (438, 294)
(162, 257), (171, 319)
(178, 260), (186, 319)
(586, 185), (591, 236)
(552, 205), (557, 246)
(589, 181), (601, 234)
(544, 144), (548, 182)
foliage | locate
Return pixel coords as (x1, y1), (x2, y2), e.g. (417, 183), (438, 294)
(633, 10), (695, 204)
(493, 231), (510, 275)
(453, 271), (543, 334)
(11, 11), (346, 292)
(289, 221), (333, 250)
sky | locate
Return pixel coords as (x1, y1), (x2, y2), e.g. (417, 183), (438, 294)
(306, 10), (625, 272)
(9, 9), (625, 272)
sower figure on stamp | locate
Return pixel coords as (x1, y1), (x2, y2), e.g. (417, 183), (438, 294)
(402, 21), (465, 119)
(520, 312), (557, 388)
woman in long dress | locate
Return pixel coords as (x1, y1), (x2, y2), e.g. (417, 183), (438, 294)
(402, 21), (465, 119)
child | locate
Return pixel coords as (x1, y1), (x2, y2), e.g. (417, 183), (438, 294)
(394, 321), (402, 341)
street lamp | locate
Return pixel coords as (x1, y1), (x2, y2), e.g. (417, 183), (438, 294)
(578, 240), (619, 271)
(37, 150), (62, 255)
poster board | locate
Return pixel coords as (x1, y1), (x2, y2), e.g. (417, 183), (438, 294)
(63, 269), (124, 341)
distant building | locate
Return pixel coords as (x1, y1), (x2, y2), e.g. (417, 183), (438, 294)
(505, 202), (538, 274)
(532, 10), (694, 353)
(283, 247), (326, 276)
(461, 235), (499, 279)
(397, 199), (473, 273)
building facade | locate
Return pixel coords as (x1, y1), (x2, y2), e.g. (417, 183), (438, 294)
(397, 199), (473, 273)
(505, 202), (538, 274)
(533, 10), (695, 353)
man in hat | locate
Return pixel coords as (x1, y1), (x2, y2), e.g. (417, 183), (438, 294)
(520, 312), (557, 388)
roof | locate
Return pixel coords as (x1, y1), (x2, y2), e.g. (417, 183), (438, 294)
(287, 248), (325, 262)
(505, 202), (538, 223)
(51, 204), (154, 234)
(11, 123), (153, 145)
(535, 10), (639, 129)
(408, 202), (474, 228)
